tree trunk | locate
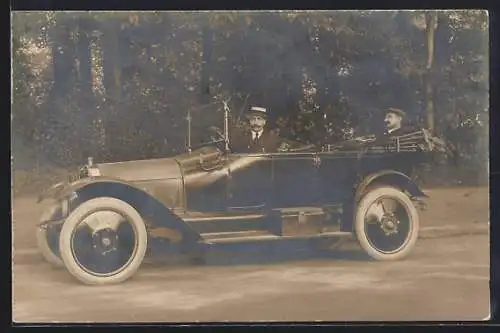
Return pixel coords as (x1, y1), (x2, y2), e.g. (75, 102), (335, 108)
(100, 20), (122, 159)
(51, 18), (77, 100)
(45, 16), (78, 164)
(76, 18), (99, 156)
(423, 72), (434, 132)
(200, 24), (213, 101)
(101, 20), (122, 104)
(424, 11), (438, 132)
(76, 18), (93, 96)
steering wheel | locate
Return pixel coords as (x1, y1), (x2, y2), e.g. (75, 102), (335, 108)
(205, 126), (226, 150)
(209, 126), (225, 141)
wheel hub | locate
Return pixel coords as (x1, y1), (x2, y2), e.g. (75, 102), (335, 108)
(380, 214), (399, 235)
(92, 229), (119, 254)
(101, 237), (112, 247)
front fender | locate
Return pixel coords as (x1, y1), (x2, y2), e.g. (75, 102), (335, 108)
(355, 170), (428, 201)
(37, 181), (67, 203)
(37, 176), (143, 203)
(38, 177), (202, 245)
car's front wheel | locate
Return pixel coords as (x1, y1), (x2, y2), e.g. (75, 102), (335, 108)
(355, 186), (419, 261)
(59, 197), (148, 285)
(36, 222), (64, 267)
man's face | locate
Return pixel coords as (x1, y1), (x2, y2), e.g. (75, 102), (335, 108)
(384, 112), (402, 131)
(249, 115), (266, 132)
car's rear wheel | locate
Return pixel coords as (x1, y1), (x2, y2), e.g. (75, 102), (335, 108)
(59, 197), (148, 285)
(36, 223), (64, 267)
(355, 186), (419, 261)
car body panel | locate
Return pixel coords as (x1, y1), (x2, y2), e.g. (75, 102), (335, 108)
(38, 129), (441, 247)
(38, 176), (183, 209)
(273, 153), (321, 207)
(227, 154), (273, 211)
(97, 157), (182, 182)
(355, 169), (428, 200)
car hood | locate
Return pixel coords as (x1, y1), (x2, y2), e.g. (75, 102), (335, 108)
(91, 146), (224, 183)
(96, 157), (182, 181)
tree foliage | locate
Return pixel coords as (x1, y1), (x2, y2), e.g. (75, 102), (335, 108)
(11, 10), (488, 185)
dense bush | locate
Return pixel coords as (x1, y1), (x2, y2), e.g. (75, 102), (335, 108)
(11, 11), (488, 188)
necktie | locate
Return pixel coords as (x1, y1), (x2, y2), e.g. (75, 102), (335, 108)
(253, 131), (260, 143)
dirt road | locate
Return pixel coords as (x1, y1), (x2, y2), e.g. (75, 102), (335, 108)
(13, 234), (489, 322)
(11, 187), (490, 322)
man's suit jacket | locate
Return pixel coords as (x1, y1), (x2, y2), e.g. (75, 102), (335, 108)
(231, 129), (281, 153)
(376, 125), (419, 141)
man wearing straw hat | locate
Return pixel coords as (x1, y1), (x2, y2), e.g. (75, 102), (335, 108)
(232, 106), (282, 153)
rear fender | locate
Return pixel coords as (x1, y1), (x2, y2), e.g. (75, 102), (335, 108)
(355, 170), (428, 202)
(340, 170), (427, 232)
(40, 178), (201, 245)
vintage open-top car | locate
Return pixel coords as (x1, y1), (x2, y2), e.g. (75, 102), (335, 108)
(35, 102), (447, 285)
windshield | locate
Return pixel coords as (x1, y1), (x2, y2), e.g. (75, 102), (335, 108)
(351, 113), (383, 138)
(187, 102), (318, 153)
(186, 103), (225, 148)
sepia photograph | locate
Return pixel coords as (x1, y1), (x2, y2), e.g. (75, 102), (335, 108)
(11, 10), (489, 322)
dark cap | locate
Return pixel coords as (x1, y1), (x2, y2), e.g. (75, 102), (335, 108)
(384, 107), (406, 118)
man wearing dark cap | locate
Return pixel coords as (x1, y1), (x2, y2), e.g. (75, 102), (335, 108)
(382, 107), (411, 137)
(231, 106), (282, 153)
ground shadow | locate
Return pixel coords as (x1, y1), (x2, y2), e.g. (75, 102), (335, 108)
(33, 239), (373, 285)
(146, 238), (372, 268)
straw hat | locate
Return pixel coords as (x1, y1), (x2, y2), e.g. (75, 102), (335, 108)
(246, 106), (268, 119)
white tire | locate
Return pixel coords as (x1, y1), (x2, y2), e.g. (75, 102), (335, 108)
(35, 223), (64, 267)
(355, 186), (419, 261)
(59, 197), (148, 285)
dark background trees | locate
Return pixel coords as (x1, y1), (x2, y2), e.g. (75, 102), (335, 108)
(11, 10), (489, 188)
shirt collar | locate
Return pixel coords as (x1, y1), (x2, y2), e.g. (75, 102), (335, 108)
(252, 129), (264, 138)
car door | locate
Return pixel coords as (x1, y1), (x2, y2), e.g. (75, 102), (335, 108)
(316, 152), (362, 205)
(181, 147), (231, 213)
(272, 152), (322, 208)
(226, 153), (274, 211)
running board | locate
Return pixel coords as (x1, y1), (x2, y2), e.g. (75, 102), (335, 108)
(182, 213), (265, 223)
(183, 213), (268, 234)
(202, 230), (271, 241)
(201, 231), (352, 244)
